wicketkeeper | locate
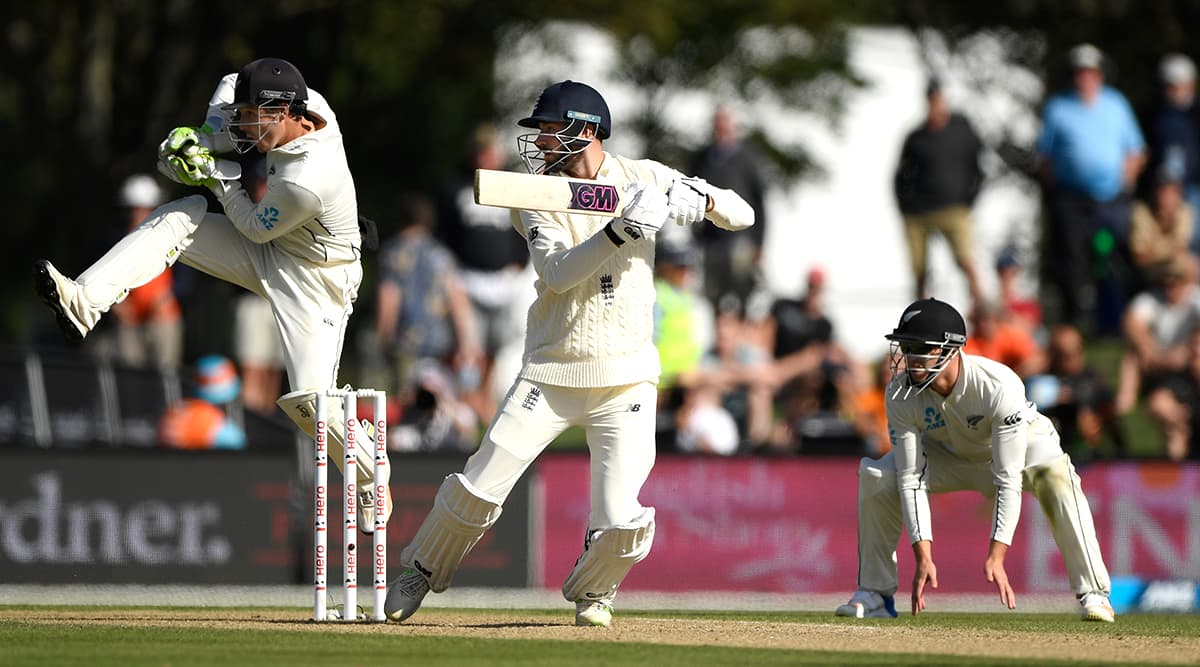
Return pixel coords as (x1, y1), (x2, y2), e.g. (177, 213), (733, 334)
(835, 298), (1115, 622)
(32, 57), (390, 530)
(385, 80), (754, 627)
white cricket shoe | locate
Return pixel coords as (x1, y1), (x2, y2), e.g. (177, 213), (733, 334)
(575, 598), (614, 627)
(835, 590), (898, 618)
(1079, 592), (1115, 623)
(385, 565), (431, 622)
(32, 260), (88, 342)
(355, 419), (393, 536)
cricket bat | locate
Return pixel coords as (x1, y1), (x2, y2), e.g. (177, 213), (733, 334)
(474, 169), (627, 215)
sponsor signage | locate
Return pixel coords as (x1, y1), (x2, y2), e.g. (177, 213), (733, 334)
(537, 455), (1200, 594)
(0, 451), (530, 586)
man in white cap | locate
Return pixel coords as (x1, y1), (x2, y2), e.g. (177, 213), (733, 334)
(1149, 53), (1200, 252)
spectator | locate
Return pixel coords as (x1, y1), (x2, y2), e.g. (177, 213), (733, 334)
(994, 248), (1044, 338)
(436, 124), (529, 420)
(690, 106), (770, 310)
(692, 307), (775, 448)
(158, 354), (246, 450)
(1115, 251), (1200, 460)
(1128, 162), (1195, 281)
(376, 194), (481, 397)
(1025, 324), (1126, 461)
(391, 360), (478, 453)
(653, 242), (710, 389)
(98, 174), (184, 369)
(963, 300), (1046, 379)
(767, 267), (861, 453)
(894, 78), (985, 305)
(1037, 43), (1146, 334)
(674, 385), (740, 456)
(232, 157), (286, 414)
(1145, 53), (1200, 252)
(850, 360), (894, 457)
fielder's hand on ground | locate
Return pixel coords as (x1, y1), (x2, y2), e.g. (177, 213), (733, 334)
(609, 184), (668, 243)
(666, 177), (709, 226)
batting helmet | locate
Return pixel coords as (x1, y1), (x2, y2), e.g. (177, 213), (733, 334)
(518, 80), (611, 139)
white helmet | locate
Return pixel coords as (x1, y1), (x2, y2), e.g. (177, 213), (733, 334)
(118, 174), (165, 208)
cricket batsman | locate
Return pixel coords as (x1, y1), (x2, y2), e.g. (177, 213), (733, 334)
(32, 57), (390, 530)
(835, 298), (1115, 622)
(385, 80), (754, 626)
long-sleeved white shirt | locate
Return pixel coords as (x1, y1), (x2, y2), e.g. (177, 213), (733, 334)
(203, 75), (360, 265)
(512, 152), (753, 388)
(885, 353), (1063, 546)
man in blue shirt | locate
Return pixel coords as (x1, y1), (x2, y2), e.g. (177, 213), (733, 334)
(1037, 43), (1146, 333)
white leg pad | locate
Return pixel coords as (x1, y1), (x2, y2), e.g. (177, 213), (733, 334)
(400, 473), (503, 592)
(78, 195), (207, 312)
(276, 389), (379, 488)
(562, 507), (655, 603)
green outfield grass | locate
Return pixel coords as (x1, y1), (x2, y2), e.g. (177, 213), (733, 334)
(1, 606), (1197, 667)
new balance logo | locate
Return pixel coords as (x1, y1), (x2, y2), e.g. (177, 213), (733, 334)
(628, 404), (641, 412)
(529, 226), (539, 241)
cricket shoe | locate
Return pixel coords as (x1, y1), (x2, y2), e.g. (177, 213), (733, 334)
(32, 260), (88, 343)
(835, 590), (898, 618)
(385, 564), (431, 622)
(355, 419), (393, 536)
(1079, 592), (1115, 623)
(575, 598), (614, 627)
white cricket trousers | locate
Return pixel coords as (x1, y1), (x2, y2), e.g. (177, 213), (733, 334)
(463, 377), (658, 530)
(73, 195), (360, 391)
(856, 449), (1110, 597)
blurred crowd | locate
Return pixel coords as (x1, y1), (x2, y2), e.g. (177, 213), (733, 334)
(51, 43), (1200, 463)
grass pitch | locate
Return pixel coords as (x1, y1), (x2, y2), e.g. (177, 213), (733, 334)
(2, 606), (1197, 666)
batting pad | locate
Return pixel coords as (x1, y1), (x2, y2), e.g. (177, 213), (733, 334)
(562, 507), (655, 603)
(400, 473), (503, 592)
(276, 389), (380, 488)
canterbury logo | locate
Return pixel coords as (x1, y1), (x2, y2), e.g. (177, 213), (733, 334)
(1002, 412), (1022, 426)
(902, 310), (922, 323)
(966, 415), (984, 429)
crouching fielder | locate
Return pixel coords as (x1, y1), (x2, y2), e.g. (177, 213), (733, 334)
(385, 80), (754, 626)
(835, 298), (1114, 622)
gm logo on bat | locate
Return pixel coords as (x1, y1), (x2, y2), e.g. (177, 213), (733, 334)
(568, 182), (619, 213)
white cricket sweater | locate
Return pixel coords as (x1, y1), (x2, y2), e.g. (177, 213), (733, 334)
(512, 152), (754, 388)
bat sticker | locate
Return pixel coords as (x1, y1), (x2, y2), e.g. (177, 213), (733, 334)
(568, 182), (620, 213)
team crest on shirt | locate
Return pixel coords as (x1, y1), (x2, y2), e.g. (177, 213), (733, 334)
(966, 415), (984, 429)
(600, 274), (615, 305)
(923, 407), (945, 431)
(257, 206), (280, 230)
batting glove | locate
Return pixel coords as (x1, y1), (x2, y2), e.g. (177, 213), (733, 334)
(607, 185), (668, 244)
(667, 177), (710, 226)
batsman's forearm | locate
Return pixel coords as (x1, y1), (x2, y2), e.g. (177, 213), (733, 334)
(535, 228), (621, 293)
(706, 186), (755, 231)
